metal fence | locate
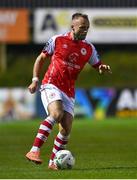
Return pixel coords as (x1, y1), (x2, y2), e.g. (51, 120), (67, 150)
(0, 0), (137, 8)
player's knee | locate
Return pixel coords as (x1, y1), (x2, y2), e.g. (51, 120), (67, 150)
(50, 110), (64, 123)
(60, 128), (71, 136)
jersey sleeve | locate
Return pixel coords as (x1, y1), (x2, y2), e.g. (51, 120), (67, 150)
(88, 44), (101, 67)
(42, 36), (56, 56)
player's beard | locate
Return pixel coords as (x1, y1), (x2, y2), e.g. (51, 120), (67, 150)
(73, 32), (86, 40)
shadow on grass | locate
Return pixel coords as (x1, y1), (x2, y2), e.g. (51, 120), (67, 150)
(73, 166), (137, 171)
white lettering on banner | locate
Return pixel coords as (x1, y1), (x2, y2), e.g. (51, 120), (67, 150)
(0, 12), (18, 25)
(117, 89), (137, 110)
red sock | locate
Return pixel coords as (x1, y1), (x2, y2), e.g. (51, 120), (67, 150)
(30, 116), (56, 152)
(50, 132), (69, 161)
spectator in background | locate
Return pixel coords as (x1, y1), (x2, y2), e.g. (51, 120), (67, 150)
(0, 91), (16, 121)
(26, 13), (112, 170)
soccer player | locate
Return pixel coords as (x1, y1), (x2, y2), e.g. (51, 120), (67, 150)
(25, 13), (112, 170)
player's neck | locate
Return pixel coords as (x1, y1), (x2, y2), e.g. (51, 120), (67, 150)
(70, 31), (75, 40)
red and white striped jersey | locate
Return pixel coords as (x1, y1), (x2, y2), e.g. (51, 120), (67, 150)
(42, 32), (101, 98)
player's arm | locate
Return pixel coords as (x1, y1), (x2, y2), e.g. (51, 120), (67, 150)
(28, 52), (47, 94)
(28, 36), (55, 94)
(89, 44), (112, 74)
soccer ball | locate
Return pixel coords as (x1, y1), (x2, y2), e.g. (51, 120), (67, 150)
(53, 150), (75, 169)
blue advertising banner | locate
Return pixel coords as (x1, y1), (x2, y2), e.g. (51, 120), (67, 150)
(36, 87), (137, 119)
(75, 88), (116, 119)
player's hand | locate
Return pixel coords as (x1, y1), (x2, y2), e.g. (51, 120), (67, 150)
(98, 64), (112, 74)
(28, 81), (38, 94)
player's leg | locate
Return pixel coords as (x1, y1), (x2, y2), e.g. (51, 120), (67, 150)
(26, 100), (64, 164)
(26, 85), (64, 164)
(25, 114), (56, 164)
(48, 90), (74, 170)
(59, 111), (73, 136)
(48, 111), (73, 170)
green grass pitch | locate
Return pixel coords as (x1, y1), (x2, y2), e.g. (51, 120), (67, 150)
(0, 117), (137, 179)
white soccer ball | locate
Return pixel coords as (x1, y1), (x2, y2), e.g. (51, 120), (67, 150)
(53, 150), (75, 169)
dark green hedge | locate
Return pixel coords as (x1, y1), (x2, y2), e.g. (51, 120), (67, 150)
(76, 50), (137, 88)
(0, 47), (137, 88)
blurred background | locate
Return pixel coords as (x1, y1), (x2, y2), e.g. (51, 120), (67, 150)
(0, 1), (137, 179)
(0, 0), (137, 121)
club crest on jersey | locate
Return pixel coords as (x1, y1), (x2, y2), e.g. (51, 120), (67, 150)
(81, 48), (87, 55)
